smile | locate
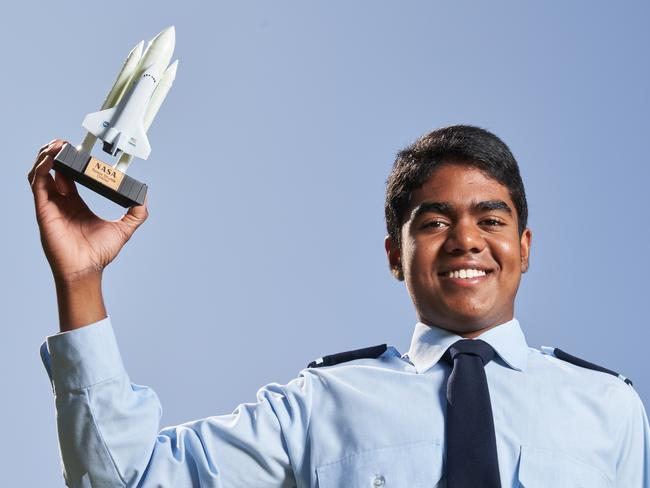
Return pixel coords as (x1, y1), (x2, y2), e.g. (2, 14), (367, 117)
(441, 269), (490, 279)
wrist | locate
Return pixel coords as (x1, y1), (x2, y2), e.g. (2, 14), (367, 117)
(55, 272), (107, 332)
(52, 267), (103, 288)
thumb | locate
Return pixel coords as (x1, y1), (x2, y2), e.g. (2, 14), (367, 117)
(118, 196), (149, 239)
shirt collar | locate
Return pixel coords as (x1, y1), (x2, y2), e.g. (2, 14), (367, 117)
(405, 318), (529, 374)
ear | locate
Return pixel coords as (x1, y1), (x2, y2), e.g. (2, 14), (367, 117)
(384, 235), (404, 281)
(520, 228), (532, 273)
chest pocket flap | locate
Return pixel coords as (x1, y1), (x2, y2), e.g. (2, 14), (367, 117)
(518, 445), (611, 488)
(316, 441), (443, 488)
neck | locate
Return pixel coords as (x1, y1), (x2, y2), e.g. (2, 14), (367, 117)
(419, 316), (514, 338)
(458, 323), (499, 339)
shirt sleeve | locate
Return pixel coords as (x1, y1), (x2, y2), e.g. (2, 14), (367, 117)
(615, 386), (650, 487)
(41, 317), (312, 488)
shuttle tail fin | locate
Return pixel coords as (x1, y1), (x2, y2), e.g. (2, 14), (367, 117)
(117, 123), (151, 160)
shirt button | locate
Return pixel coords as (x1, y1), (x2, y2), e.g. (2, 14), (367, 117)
(372, 474), (385, 487)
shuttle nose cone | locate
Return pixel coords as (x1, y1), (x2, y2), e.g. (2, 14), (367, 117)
(166, 59), (179, 80)
(138, 26), (176, 76)
(130, 39), (146, 59)
(152, 25), (175, 51)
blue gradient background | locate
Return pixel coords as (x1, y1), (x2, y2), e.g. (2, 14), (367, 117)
(5, 1), (650, 483)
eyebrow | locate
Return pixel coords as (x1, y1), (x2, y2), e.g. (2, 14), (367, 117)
(410, 199), (513, 220)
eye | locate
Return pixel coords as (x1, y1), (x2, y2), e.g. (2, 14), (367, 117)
(421, 220), (448, 230)
(480, 218), (504, 226)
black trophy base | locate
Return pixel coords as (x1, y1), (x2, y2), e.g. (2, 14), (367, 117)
(52, 143), (147, 208)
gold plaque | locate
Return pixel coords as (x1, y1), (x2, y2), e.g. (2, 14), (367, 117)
(84, 157), (125, 191)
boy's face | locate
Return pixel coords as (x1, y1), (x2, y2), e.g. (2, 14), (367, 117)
(385, 163), (532, 336)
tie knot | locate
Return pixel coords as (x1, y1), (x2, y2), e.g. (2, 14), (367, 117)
(444, 339), (496, 366)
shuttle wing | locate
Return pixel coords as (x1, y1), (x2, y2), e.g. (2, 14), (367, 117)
(82, 107), (117, 138)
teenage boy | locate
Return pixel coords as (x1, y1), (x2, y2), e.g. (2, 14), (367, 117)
(31, 126), (649, 487)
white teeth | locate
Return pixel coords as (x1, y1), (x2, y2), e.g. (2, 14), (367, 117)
(446, 269), (487, 279)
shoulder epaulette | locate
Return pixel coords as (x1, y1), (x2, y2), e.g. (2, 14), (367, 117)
(307, 344), (387, 368)
(541, 346), (633, 386)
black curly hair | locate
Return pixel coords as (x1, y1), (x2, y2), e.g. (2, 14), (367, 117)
(385, 125), (528, 247)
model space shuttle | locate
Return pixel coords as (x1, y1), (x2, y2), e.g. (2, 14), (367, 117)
(81, 25), (178, 172)
(54, 26), (178, 207)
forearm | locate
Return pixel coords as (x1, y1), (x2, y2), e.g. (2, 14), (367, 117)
(42, 317), (298, 487)
(55, 272), (107, 332)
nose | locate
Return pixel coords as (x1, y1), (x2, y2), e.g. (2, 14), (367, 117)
(443, 219), (486, 254)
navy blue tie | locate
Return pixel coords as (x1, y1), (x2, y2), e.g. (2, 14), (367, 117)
(443, 339), (502, 488)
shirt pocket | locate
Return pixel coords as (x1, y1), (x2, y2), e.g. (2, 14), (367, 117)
(517, 445), (612, 488)
(316, 441), (443, 488)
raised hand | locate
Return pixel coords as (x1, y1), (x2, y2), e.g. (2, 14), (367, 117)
(28, 139), (148, 284)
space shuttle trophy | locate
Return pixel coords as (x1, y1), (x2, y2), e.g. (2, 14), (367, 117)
(53, 26), (178, 207)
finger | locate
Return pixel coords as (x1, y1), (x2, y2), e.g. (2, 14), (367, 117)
(54, 169), (79, 197)
(27, 153), (43, 184)
(29, 140), (66, 183)
(37, 139), (65, 159)
(29, 151), (51, 186)
(28, 149), (49, 183)
(37, 139), (58, 155)
(30, 154), (57, 203)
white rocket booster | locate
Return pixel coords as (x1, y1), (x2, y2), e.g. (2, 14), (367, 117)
(81, 26), (177, 164)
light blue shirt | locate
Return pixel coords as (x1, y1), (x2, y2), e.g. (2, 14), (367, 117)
(41, 316), (650, 487)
